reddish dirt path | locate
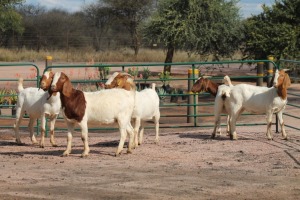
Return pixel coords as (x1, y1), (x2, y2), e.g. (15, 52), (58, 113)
(0, 127), (299, 199)
(0, 61), (299, 199)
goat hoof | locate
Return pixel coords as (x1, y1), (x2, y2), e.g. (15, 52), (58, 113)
(127, 149), (133, 154)
(211, 134), (216, 139)
(39, 145), (45, 148)
(115, 153), (121, 157)
(81, 154), (89, 158)
(62, 151), (70, 157)
(52, 144), (58, 147)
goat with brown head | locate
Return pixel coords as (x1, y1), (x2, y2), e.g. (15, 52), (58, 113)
(50, 71), (135, 157)
(105, 72), (135, 91)
(273, 69), (291, 100)
(191, 77), (219, 96)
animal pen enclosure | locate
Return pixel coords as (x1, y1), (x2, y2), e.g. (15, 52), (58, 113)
(0, 59), (299, 134)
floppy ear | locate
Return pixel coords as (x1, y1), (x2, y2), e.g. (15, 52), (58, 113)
(283, 73), (291, 89)
(117, 78), (123, 87)
(204, 79), (210, 91)
(62, 79), (73, 97)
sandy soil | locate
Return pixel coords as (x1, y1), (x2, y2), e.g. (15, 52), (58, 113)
(0, 62), (299, 199)
(0, 126), (299, 200)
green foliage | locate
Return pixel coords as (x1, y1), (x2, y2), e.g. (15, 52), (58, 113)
(140, 67), (151, 80)
(0, 0), (24, 46)
(243, 0), (300, 60)
(156, 87), (166, 100)
(103, 0), (153, 55)
(158, 71), (171, 85)
(143, 0), (242, 61)
(143, 0), (190, 49)
(127, 67), (139, 77)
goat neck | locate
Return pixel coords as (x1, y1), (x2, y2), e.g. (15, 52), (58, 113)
(51, 72), (86, 122)
(275, 70), (291, 100)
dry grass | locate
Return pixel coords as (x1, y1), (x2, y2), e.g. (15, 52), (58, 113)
(0, 48), (241, 63)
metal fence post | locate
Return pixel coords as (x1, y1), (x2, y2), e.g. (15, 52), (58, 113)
(267, 56), (274, 87)
(257, 62), (264, 86)
(45, 56), (53, 70)
(44, 56), (53, 137)
(187, 68), (199, 125)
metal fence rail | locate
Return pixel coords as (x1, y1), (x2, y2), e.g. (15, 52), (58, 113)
(0, 59), (299, 136)
(0, 63), (41, 132)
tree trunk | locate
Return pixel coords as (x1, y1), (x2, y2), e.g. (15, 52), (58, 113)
(133, 29), (139, 56)
(164, 44), (174, 73)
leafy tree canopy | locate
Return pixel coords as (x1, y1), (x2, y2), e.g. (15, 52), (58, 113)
(244, 0), (300, 60)
(0, 0), (24, 46)
(143, 0), (242, 69)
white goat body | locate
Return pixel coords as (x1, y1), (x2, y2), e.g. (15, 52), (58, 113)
(132, 84), (160, 145)
(51, 72), (136, 157)
(213, 69), (290, 140)
(105, 73), (160, 146)
(14, 72), (61, 147)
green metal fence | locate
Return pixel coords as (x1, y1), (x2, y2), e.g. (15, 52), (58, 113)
(0, 59), (299, 135)
(0, 63), (40, 131)
(43, 59), (283, 131)
(278, 59), (300, 131)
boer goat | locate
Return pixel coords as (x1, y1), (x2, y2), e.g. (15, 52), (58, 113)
(191, 76), (233, 136)
(50, 72), (135, 157)
(214, 69), (291, 140)
(14, 71), (61, 147)
(105, 72), (160, 146)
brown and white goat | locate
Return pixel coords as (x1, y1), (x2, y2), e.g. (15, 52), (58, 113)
(50, 72), (135, 157)
(191, 76), (233, 136)
(105, 72), (160, 146)
(215, 69), (291, 140)
(14, 71), (61, 147)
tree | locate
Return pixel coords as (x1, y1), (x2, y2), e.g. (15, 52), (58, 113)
(84, 1), (116, 51)
(143, 0), (242, 73)
(104, 0), (153, 56)
(243, 0), (300, 60)
(143, 0), (191, 72)
(189, 0), (242, 58)
(0, 0), (24, 47)
(19, 6), (89, 52)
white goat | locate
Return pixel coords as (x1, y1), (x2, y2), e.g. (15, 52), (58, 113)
(50, 72), (135, 157)
(213, 69), (291, 140)
(14, 71), (61, 147)
(105, 72), (160, 146)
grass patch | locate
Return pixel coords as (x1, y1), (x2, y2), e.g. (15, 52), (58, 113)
(0, 48), (241, 63)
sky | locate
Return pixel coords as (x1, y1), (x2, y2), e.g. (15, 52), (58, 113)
(24, 0), (275, 19)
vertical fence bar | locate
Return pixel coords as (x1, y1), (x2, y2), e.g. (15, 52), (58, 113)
(45, 56), (53, 70)
(187, 67), (199, 125)
(267, 56), (274, 87)
(257, 62), (264, 86)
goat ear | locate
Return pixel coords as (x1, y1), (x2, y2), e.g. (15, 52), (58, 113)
(117, 79), (122, 86)
(62, 80), (73, 97)
(204, 79), (209, 91)
(283, 73), (291, 88)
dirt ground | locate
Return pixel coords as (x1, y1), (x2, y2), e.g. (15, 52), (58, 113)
(0, 62), (300, 199)
(0, 126), (299, 200)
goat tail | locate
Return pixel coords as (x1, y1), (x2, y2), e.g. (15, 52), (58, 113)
(224, 75), (233, 87)
(221, 89), (230, 100)
(17, 78), (24, 92)
(151, 83), (156, 90)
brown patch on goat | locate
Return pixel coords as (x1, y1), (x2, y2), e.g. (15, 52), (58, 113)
(276, 70), (291, 100)
(105, 73), (135, 91)
(40, 71), (54, 91)
(191, 77), (219, 96)
(40, 71), (59, 100)
(52, 72), (86, 122)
